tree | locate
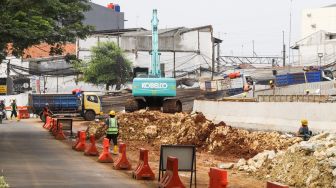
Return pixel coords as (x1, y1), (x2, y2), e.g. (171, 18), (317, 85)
(80, 42), (133, 90)
(0, 0), (93, 60)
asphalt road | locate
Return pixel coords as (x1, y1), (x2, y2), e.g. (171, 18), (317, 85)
(0, 119), (148, 188)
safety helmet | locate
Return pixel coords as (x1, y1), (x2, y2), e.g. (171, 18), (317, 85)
(269, 80), (273, 84)
(109, 110), (116, 116)
(301, 119), (308, 126)
(45, 103), (49, 106)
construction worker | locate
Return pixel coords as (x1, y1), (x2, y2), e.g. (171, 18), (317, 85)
(42, 103), (53, 123)
(0, 100), (7, 120)
(297, 119), (312, 141)
(269, 80), (275, 89)
(305, 89), (310, 95)
(105, 110), (119, 154)
(10, 99), (18, 120)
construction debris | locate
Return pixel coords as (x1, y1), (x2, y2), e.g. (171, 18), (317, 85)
(237, 133), (336, 187)
(116, 110), (301, 159)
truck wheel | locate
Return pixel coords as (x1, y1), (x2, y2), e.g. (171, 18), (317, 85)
(39, 112), (45, 122)
(84, 111), (95, 121)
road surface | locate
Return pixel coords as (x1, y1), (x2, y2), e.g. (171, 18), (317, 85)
(0, 119), (149, 188)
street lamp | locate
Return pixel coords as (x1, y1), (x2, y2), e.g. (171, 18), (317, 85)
(317, 53), (323, 96)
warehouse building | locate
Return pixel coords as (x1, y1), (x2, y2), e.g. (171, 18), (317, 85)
(292, 4), (336, 66)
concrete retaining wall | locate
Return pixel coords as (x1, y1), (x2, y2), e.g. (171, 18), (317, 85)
(255, 81), (336, 96)
(193, 100), (336, 133)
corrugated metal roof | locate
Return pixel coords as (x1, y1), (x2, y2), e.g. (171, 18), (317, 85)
(324, 4), (336, 8)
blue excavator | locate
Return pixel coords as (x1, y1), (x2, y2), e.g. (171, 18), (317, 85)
(125, 9), (182, 113)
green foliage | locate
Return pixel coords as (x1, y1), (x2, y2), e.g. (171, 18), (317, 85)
(81, 42), (132, 89)
(0, 0), (93, 59)
(0, 176), (9, 188)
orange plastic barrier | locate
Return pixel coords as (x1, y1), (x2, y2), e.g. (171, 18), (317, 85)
(84, 135), (99, 156)
(43, 116), (52, 129)
(51, 119), (58, 136)
(114, 143), (131, 170)
(98, 138), (114, 163)
(158, 156), (185, 188)
(55, 123), (66, 140)
(72, 131), (80, 149)
(18, 106), (29, 119)
(74, 131), (86, 152)
(133, 148), (155, 180)
(208, 168), (228, 188)
(266, 182), (289, 188)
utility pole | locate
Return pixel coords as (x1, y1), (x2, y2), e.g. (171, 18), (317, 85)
(56, 75), (59, 93)
(217, 43), (220, 72)
(252, 40), (255, 57)
(288, 0), (293, 65)
(211, 27), (215, 80)
(283, 31), (286, 67)
(6, 59), (10, 95)
(173, 52), (176, 78)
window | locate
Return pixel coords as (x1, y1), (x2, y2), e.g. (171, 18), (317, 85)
(87, 95), (98, 103)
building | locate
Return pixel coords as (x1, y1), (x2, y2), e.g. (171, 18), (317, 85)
(77, 25), (222, 79)
(83, 2), (124, 31)
(301, 4), (336, 39)
(292, 4), (336, 66)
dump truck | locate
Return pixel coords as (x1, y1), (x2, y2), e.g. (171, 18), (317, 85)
(29, 92), (102, 121)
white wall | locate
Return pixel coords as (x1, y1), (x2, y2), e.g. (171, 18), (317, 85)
(193, 100), (336, 133)
(301, 6), (336, 38)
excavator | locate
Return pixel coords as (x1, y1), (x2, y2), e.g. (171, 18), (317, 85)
(125, 9), (182, 113)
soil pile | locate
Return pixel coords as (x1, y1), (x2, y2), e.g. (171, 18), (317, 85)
(116, 110), (300, 158)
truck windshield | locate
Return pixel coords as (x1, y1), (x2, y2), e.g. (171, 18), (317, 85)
(87, 95), (98, 103)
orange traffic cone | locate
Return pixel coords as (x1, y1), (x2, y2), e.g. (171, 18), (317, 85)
(72, 131), (80, 149)
(114, 143), (131, 170)
(74, 131), (86, 152)
(84, 135), (99, 156)
(98, 138), (114, 163)
(55, 123), (66, 140)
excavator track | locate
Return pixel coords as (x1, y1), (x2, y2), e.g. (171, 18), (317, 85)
(125, 99), (139, 112)
(162, 99), (182, 113)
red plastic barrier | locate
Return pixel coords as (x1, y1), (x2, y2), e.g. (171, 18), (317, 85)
(72, 131), (80, 149)
(51, 119), (58, 136)
(74, 131), (86, 151)
(47, 118), (56, 131)
(158, 156), (185, 188)
(98, 138), (114, 163)
(55, 123), (66, 140)
(133, 148), (155, 180)
(18, 106), (29, 119)
(208, 168), (228, 188)
(84, 135), (99, 156)
(266, 182), (289, 188)
(114, 143), (131, 170)
(43, 116), (51, 129)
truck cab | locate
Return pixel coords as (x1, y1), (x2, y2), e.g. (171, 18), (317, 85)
(82, 92), (103, 120)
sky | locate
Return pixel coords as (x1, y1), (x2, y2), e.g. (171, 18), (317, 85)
(92, 0), (336, 57)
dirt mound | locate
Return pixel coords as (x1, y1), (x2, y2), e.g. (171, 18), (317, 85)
(236, 133), (336, 187)
(116, 111), (299, 159)
(85, 121), (106, 139)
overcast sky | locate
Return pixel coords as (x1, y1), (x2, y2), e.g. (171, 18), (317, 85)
(92, 0), (335, 57)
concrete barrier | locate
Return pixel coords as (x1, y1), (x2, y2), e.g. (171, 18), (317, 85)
(193, 100), (336, 133)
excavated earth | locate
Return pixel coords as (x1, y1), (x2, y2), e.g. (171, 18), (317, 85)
(86, 111), (301, 159)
